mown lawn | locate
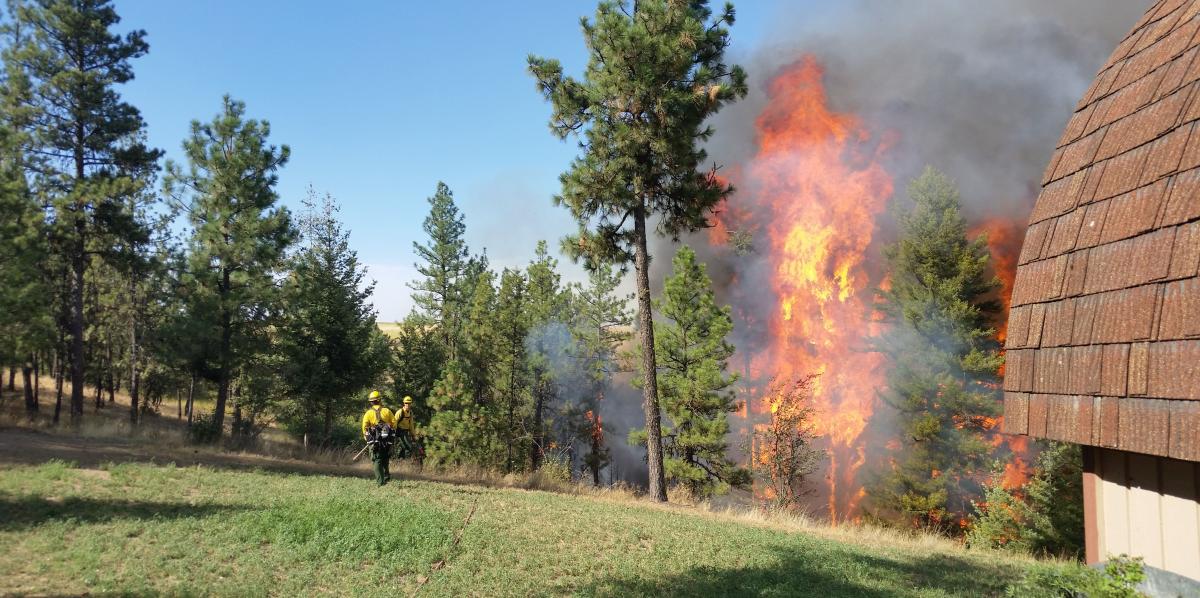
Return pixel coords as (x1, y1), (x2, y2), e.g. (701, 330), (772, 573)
(0, 460), (1056, 597)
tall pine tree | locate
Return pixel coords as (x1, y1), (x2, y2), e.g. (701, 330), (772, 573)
(165, 96), (294, 439)
(493, 267), (530, 473)
(5, 0), (160, 422)
(636, 246), (747, 498)
(525, 241), (568, 471)
(0, 50), (51, 414)
(410, 182), (469, 359)
(529, 0), (747, 501)
(870, 166), (1002, 531)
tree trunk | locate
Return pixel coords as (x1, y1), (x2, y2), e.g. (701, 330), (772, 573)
(33, 355), (39, 404)
(53, 353), (64, 424)
(633, 205), (667, 502)
(7, 366), (14, 391)
(177, 387), (182, 420)
(69, 233), (86, 424)
(530, 379), (545, 470)
(22, 357), (37, 414)
(93, 365), (103, 411)
(213, 269), (232, 438)
(106, 343), (115, 405)
(323, 401), (333, 446)
(128, 273), (139, 422)
(186, 374), (195, 426)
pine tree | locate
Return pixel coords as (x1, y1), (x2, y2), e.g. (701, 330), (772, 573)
(569, 264), (631, 486)
(410, 182), (469, 358)
(493, 268), (530, 473)
(279, 189), (390, 444)
(462, 268), (497, 398)
(636, 246), (747, 498)
(967, 442), (1084, 557)
(390, 313), (444, 428)
(165, 96), (294, 439)
(525, 241), (568, 471)
(870, 166), (1003, 531)
(4, 0), (161, 422)
(424, 360), (498, 468)
(529, 0), (747, 501)
(0, 52), (51, 414)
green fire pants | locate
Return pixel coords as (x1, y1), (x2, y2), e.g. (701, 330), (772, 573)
(369, 443), (391, 486)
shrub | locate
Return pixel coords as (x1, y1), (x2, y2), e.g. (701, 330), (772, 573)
(1006, 555), (1146, 598)
(188, 413), (222, 444)
(967, 442), (1084, 557)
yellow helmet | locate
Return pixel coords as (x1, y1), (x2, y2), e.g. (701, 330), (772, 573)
(403, 396), (413, 405)
(368, 390), (382, 402)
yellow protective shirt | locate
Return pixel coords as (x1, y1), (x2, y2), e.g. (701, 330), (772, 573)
(396, 405), (415, 432)
(361, 405), (397, 439)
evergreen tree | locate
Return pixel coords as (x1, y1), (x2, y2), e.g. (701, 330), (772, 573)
(529, 0), (747, 501)
(410, 182), (469, 358)
(4, 0), (161, 422)
(424, 361), (498, 468)
(967, 442), (1084, 557)
(493, 268), (530, 473)
(164, 96), (294, 439)
(568, 264), (632, 486)
(635, 246), (747, 498)
(279, 189), (390, 444)
(870, 166), (1003, 531)
(0, 56), (51, 414)
(389, 313), (444, 428)
(525, 241), (568, 471)
(461, 268), (498, 406)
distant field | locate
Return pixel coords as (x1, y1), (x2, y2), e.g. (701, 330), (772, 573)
(0, 458), (1067, 597)
(378, 321), (403, 339)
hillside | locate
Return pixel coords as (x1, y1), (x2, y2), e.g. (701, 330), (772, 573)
(0, 453), (1061, 597)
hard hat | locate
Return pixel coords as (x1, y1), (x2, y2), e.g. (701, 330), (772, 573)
(403, 396), (413, 405)
(368, 390), (382, 402)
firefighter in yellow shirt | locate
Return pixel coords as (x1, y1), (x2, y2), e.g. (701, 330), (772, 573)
(361, 390), (397, 486)
(395, 396), (415, 457)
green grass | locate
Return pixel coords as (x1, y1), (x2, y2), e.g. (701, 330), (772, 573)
(0, 460), (1062, 597)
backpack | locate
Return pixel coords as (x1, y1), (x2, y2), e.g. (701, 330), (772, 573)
(367, 406), (395, 448)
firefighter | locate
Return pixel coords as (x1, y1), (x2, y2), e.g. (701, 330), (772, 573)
(395, 396), (415, 458)
(361, 390), (397, 486)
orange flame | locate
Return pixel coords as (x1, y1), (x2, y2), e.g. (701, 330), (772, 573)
(716, 56), (894, 522)
(971, 217), (1033, 489)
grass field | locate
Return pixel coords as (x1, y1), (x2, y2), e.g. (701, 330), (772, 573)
(0, 459), (1070, 597)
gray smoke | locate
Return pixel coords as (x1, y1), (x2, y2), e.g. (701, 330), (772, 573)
(708, 0), (1149, 220)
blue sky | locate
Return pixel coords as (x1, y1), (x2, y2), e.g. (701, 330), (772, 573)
(114, 0), (782, 321)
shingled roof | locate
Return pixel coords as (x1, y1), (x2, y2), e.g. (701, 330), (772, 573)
(1003, 0), (1200, 462)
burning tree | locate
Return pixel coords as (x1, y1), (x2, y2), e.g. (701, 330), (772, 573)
(749, 375), (825, 510)
(528, 0), (748, 502)
(568, 264), (631, 486)
(870, 166), (1003, 532)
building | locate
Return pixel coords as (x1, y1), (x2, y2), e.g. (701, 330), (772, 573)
(1004, 0), (1200, 581)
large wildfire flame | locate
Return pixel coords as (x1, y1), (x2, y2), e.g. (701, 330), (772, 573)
(712, 56), (1030, 522)
(714, 56), (893, 522)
